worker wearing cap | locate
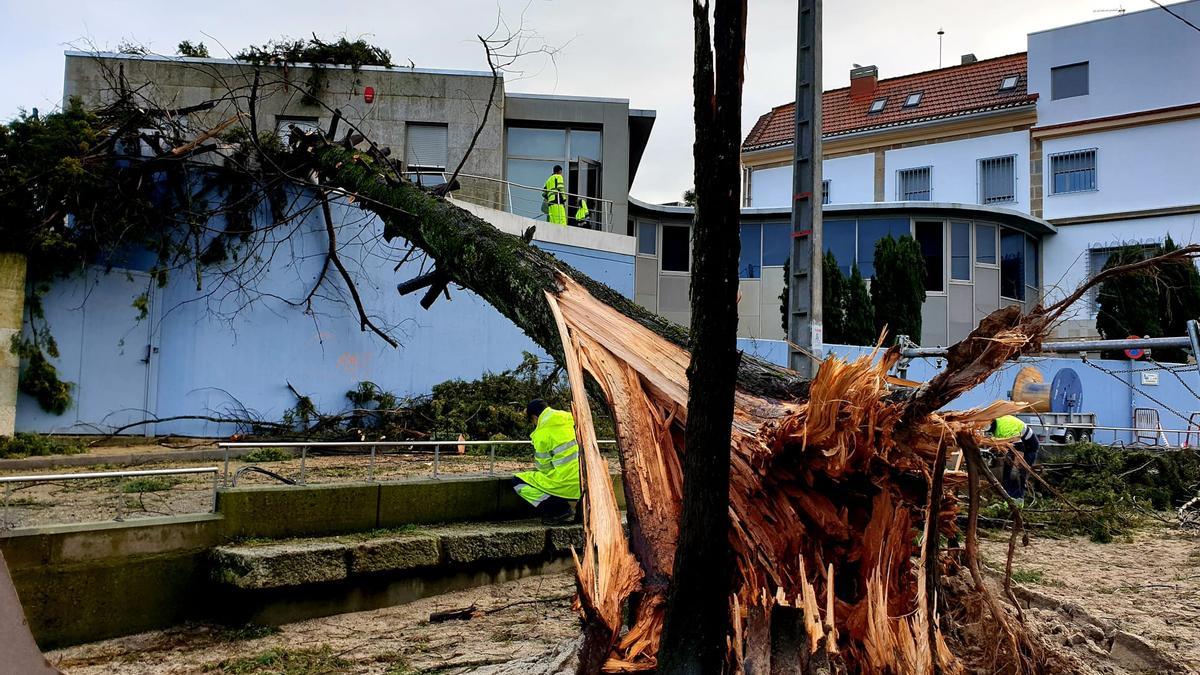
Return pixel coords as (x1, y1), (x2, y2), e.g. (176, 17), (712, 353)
(511, 399), (580, 524)
(542, 166), (567, 226)
(987, 414), (1040, 506)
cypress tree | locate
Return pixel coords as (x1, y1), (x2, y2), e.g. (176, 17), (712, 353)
(1157, 236), (1200, 362)
(870, 235), (925, 345)
(1096, 245), (1163, 359)
(822, 252), (848, 344)
(844, 265), (877, 346)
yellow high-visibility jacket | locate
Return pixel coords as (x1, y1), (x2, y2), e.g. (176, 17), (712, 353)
(514, 407), (581, 500)
(993, 415), (1028, 440)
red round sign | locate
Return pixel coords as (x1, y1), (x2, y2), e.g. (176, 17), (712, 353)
(364, 86), (375, 104)
(1124, 334), (1144, 360)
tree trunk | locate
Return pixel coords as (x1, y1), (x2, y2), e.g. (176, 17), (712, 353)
(657, 1), (747, 673)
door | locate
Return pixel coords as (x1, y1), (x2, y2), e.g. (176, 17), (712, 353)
(571, 157), (602, 229)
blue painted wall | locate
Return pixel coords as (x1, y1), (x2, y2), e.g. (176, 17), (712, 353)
(18, 201), (634, 437)
(740, 338), (1200, 444)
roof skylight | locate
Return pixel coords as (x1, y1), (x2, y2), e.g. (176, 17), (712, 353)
(868, 98), (887, 114)
(1000, 75), (1019, 91)
(902, 92), (922, 108)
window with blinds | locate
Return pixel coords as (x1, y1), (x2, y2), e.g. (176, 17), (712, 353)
(1049, 149), (1096, 194)
(979, 155), (1016, 204)
(405, 123), (449, 170)
(897, 167), (931, 201)
(821, 179), (830, 205)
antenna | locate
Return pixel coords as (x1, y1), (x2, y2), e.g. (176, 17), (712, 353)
(937, 28), (945, 68)
(1093, 6), (1126, 14)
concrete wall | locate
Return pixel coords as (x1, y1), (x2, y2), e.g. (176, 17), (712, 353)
(883, 131), (1030, 211)
(747, 153), (875, 208)
(504, 93), (635, 231)
(64, 53), (505, 181)
(0, 255), (26, 436)
(1028, 0), (1200, 127)
(1040, 118), (1200, 221)
(17, 201), (634, 436)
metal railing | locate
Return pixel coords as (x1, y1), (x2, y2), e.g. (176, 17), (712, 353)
(1023, 421), (1195, 448)
(217, 439), (618, 486)
(414, 171), (614, 232)
(0, 466), (221, 524)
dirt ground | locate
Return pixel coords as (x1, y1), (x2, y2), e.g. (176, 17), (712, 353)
(0, 442), (533, 530)
(980, 525), (1200, 673)
(48, 571), (580, 674)
(41, 526), (1200, 674)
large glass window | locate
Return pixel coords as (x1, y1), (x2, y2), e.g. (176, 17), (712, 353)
(637, 222), (656, 255)
(857, 217), (911, 278)
(507, 127), (566, 158)
(506, 126), (604, 224)
(951, 221), (971, 281)
(505, 159), (559, 219)
(762, 222), (791, 266)
(1000, 228), (1025, 300)
(1050, 149), (1096, 194)
(1051, 62), (1089, 100)
(976, 223), (997, 264)
(823, 220), (856, 276)
(662, 225), (690, 272)
(739, 224), (762, 278)
(569, 130), (602, 161)
(915, 221), (945, 293)
(1025, 236), (1039, 290)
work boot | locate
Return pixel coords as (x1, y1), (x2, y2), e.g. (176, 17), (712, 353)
(542, 510), (573, 526)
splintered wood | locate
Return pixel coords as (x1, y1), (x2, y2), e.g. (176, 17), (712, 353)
(546, 275), (1048, 674)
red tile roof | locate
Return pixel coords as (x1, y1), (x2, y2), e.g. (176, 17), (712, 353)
(743, 53), (1036, 152)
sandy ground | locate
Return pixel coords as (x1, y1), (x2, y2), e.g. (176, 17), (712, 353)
(0, 447), (532, 530)
(981, 526), (1200, 672)
(47, 571), (580, 674)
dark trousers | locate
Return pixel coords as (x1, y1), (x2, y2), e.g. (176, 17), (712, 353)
(1001, 435), (1040, 500)
(509, 478), (571, 518)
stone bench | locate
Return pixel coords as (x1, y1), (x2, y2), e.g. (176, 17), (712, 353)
(210, 520), (584, 590)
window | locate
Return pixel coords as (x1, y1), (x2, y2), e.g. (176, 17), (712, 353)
(506, 126), (604, 222)
(979, 155), (1016, 204)
(276, 116), (320, 144)
(868, 98), (887, 114)
(857, 217), (911, 278)
(951, 221), (971, 281)
(902, 92), (922, 108)
(823, 220), (856, 277)
(405, 123), (449, 171)
(1024, 236), (1039, 291)
(897, 167), (932, 201)
(1051, 62), (1089, 100)
(1050, 149), (1096, 194)
(661, 225), (690, 272)
(821, 179), (830, 205)
(637, 222), (657, 255)
(999, 75), (1019, 91)
(915, 221), (945, 293)
(762, 222), (790, 266)
(739, 224), (762, 279)
(1000, 228), (1025, 300)
(976, 223), (997, 264)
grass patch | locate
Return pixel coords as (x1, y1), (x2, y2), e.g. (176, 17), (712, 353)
(0, 433), (85, 459)
(1009, 568), (1045, 584)
(217, 624), (281, 641)
(120, 477), (180, 493)
(203, 645), (350, 674)
(241, 448), (293, 463)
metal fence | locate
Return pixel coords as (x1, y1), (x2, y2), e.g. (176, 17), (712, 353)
(448, 173), (614, 232)
(216, 439), (618, 486)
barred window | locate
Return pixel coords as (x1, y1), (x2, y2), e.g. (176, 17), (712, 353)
(979, 155), (1016, 204)
(1050, 149), (1097, 194)
(897, 167), (932, 201)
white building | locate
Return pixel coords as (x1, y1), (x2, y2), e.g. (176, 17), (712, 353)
(735, 0), (1200, 343)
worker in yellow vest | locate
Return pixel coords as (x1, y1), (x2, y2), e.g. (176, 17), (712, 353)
(574, 197), (590, 228)
(542, 166), (567, 226)
(512, 399), (580, 524)
(987, 414), (1040, 506)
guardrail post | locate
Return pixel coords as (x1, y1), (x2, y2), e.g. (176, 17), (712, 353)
(211, 470), (220, 513)
(223, 446), (230, 487)
(433, 443), (440, 479)
(299, 445), (308, 484)
(369, 444), (377, 481)
(489, 445), (496, 477)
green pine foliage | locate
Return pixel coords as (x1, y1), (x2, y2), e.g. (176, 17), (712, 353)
(1095, 238), (1200, 361)
(870, 235), (925, 345)
(236, 36), (393, 105)
(779, 258), (790, 334)
(843, 265), (877, 346)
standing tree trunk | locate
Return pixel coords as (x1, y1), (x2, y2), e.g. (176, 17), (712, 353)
(658, 1), (748, 673)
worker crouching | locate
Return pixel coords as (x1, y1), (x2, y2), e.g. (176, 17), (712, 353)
(987, 414), (1040, 506)
(512, 399), (580, 524)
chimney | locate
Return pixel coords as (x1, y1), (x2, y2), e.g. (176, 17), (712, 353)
(961, 53), (978, 65)
(849, 65), (878, 99)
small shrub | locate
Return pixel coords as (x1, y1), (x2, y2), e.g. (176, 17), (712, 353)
(120, 477), (179, 493)
(1010, 568), (1044, 584)
(0, 433), (84, 459)
(217, 624), (281, 641)
(242, 447), (293, 462)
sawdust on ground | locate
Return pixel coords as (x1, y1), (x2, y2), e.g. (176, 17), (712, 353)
(981, 525), (1200, 673)
(47, 572), (580, 674)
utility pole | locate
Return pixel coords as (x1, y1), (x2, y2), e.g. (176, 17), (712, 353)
(788, 0), (823, 377)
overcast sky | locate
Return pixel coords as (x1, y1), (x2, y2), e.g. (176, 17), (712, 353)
(0, 0), (1164, 202)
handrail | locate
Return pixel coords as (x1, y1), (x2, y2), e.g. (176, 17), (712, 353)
(0, 467), (222, 521)
(453, 172), (615, 209)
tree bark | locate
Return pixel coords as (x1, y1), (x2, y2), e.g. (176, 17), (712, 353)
(657, 1), (748, 673)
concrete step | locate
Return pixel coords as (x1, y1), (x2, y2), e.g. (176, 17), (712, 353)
(211, 520), (583, 591)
